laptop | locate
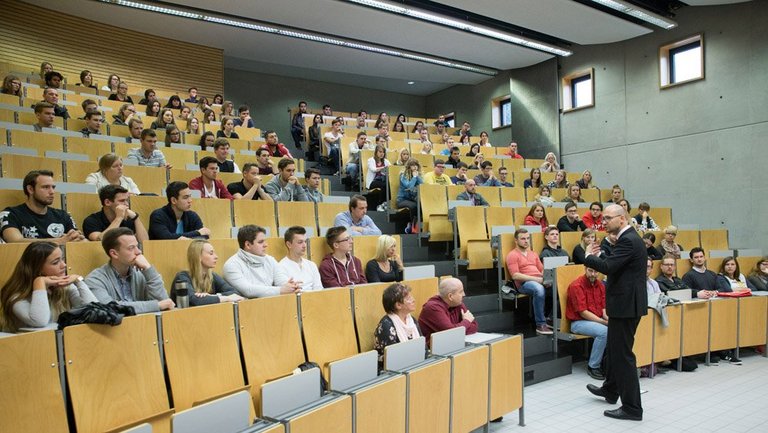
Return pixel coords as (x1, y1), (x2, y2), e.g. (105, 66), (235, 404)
(667, 288), (692, 302)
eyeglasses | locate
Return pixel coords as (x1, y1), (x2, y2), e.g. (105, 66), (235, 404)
(602, 215), (618, 222)
(337, 237), (352, 243)
(665, 233), (677, 236)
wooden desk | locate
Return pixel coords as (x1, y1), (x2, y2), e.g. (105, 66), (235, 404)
(287, 395), (352, 433)
(406, 359), (451, 433)
(489, 335), (523, 421)
(681, 301), (709, 356)
(451, 346), (490, 432)
(709, 298), (738, 352)
(739, 296), (768, 347)
(653, 304), (682, 362)
(354, 375), (407, 433)
(632, 311), (653, 367)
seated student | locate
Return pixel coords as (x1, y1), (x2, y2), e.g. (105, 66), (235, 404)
(307, 114), (323, 159)
(254, 148), (278, 175)
(535, 185), (555, 208)
(185, 87), (199, 103)
(456, 179), (489, 206)
(450, 162), (469, 185)
(506, 228), (552, 335)
(523, 203), (548, 230)
(32, 102), (58, 132)
(582, 202), (604, 231)
(658, 225), (684, 259)
(422, 159), (453, 185)
(126, 118), (144, 143)
(394, 148), (411, 166)
(211, 138), (240, 173)
(682, 247), (719, 300)
(198, 131), (215, 151)
(566, 266), (608, 380)
(523, 168), (542, 189)
(165, 95), (183, 110)
(217, 116), (240, 139)
(137, 89), (155, 106)
(418, 277), (478, 343)
(547, 169), (569, 189)
(172, 240), (244, 306)
(79, 99), (100, 120)
(318, 226), (367, 288)
(374, 283), (421, 368)
(150, 108), (175, 130)
(473, 161), (502, 187)
(0, 170), (85, 243)
(303, 168), (325, 203)
(323, 119), (344, 175)
(0, 242), (97, 332)
(498, 167), (514, 187)
(540, 226), (570, 260)
(86, 153), (141, 195)
(232, 105), (254, 128)
(164, 124), (182, 147)
(656, 254), (693, 294)
(334, 195), (382, 236)
(646, 258), (662, 296)
(561, 184), (584, 203)
(607, 184), (623, 204)
(279, 226), (323, 292)
(223, 225), (300, 298)
(540, 152), (559, 172)
(261, 130), (293, 158)
(575, 170), (596, 190)
(83, 185), (149, 242)
(1, 74), (23, 96)
(505, 141), (523, 159)
(227, 163), (272, 200)
(748, 257), (768, 292)
(365, 235), (404, 283)
(642, 233), (663, 260)
(79, 110), (104, 137)
(188, 157), (234, 200)
(717, 256), (756, 291)
(557, 202), (587, 232)
(145, 99), (161, 118)
(108, 81), (133, 103)
(444, 146), (462, 168)
(85, 227), (174, 313)
(264, 158), (308, 201)
(44, 71), (64, 89)
(126, 129), (172, 168)
(77, 70), (97, 89)
(148, 181), (210, 240)
(633, 202), (659, 231)
(420, 141), (435, 155)
(572, 229), (597, 265)
(346, 131), (374, 184)
(112, 103), (136, 126)
(365, 144), (391, 211)
(467, 153), (484, 170)
(397, 159), (422, 234)
(36, 88), (69, 119)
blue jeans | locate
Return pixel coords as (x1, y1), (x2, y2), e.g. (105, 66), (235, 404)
(518, 281), (546, 326)
(571, 320), (608, 369)
(328, 146), (340, 171)
(346, 162), (359, 183)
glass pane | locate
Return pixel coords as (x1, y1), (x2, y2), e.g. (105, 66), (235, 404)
(574, 78), (593, 107)
(672, 46), (702, 83)
(501, 101), (511, 126)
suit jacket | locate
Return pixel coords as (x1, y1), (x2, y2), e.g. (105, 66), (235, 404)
(584, 227), (648, 318)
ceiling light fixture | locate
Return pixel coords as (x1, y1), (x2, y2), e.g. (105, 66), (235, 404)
(345, 0), (572, 57)
(589, 0), (677, 29)
(96, 0), (498, 76)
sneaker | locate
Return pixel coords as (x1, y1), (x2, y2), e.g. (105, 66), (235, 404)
(535, 325), (553, 335)
(411, 222), (419, 234)
(722, 354), (742, 365)
(405, 223), (412, 234)
(587, 366), (605, 380)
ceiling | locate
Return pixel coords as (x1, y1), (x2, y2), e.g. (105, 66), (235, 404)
(22, 0), (749, 96)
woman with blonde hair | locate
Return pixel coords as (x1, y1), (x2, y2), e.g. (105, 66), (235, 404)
(220, 100), (235, 118)
(572, 229), (597, 265)
(85, 153), (140, 194)
(420, 141), (434, 155)
(540, 152), (560, 172)
(0, 242), (96, 332)
(548, 169), (569, 189)
(576, 170), (595, 189)
(659, 225), (684, 259)
(365, 235), (404, 283)
(394, 147), (411, 165)
(171, 240), (244, 306)
(39, 62), (54, 80)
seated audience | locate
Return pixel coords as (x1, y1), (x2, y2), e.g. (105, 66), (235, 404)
(217, 116), (240, 139)
(126, 129), (171, 168)
(540, 226), (570, 260)
(164, 95), (182, 110)
(374, 283), (421, 368)
(44, 71), (64, 88)
(290, 101), (307, 148)
(37, 88), (69, 119)
(222, 225), (300, 298)
(655, 255), (693, 294)
(658, 225), (684, 259)
(148, 181), (209, 240)
(450, 162), (469, 185)
(201, 108), (216, 124)
(150, 108), (175, 130)
(540, 152), (559, 172)
(112, 103), (136, 126)
(634, 202), (659, 231)
(582, 202), (604, 231)
(323, 119), (344, 175)
(264, 158), (307, 201)
(102, 73), (120, 93)
(0, 242), (97, 332)
(197, 131), (215, 150)
(334, 195), (382, 236)
(747, 257), (768, 292)
(319, 226), (367, 287)
(137, 89), (155, 106)
(523, 168), (542, 189)
(83, 185), (148, 242)
(145, 99), (161, 117)
(79, 110), (103, 137)
(535, 185), (555, 207)
(189, 157), (234, 200)
(572, 229), (597, 265)
(227, 163), (271, 200)
(418, 277), (478, 343)
(108, 81), (133, 103)
(456, 179), (489, 206)
(279, 226), (323, 292)
(303, 168), (325, 203)
(39, 62), (54, 81)
(717, 256), (755, 291)
(365, 144), (391, 210)
(523, 203), (548, 230)
(608, 184), (623, 204)
(642, 233), (663, 260)
(682, 247), (719, 299)
(445, 146), (462, 168)
(561, 184), (584, 203)
(77, 70), (97, 89)
(32, 102), (57, 131)
(394, 148), (411, 166)
(346, 131), (374, 184)
(324, 105), (335, 117)
(163, 124), (182, 147)
(397, 159), (423, 234)
(455, 121), (472, 138)
(646, 258), (662, 296)
(566, 266), (607, 380)
(464, 142), (480, 157)
(185, 87), (199, 103)
(557, 202), (587, 232)
(423, 159), (453, 185)
(85, 227), (173, 313)
(79, 99), (99, 119)
(307, 114), (323, 157)
(171, 240), (244, 306)
(474, 161), (502, 187)
(498, 167), (514, 187)
(548, 169), (569, 189)
(1, 74), (22, 96)
(233, 105), (255, 128)
(505, 141), (523, 159)
(506, 228), (552, 335)
(477, 131), (491, 147)
(85, 153), (140, 195)
(0, 170), (84, 243)
(365, 235), (404, 283)
(211, 138), (240, 173)
(575, 170), (596, 189)
(126, 118), (143, 142)
(420, 141), (436, 155)
(254, 148), (278, 175)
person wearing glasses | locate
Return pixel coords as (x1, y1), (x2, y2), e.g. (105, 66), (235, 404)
(318, 226), (367, 288)
(422, 159), (453, 185)
(582, 202), (605, 231)
(557, 202), (587, 232)
(374, 283), (421, 370)
(655, 254), (692, 294)
(747, 257), (768, 292)
(658, 225), (684, 259)
(112, 103), (136, 126)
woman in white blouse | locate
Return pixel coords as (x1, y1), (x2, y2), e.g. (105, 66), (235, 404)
(540, 152), (560, 172)
(86, 153), (141, 195)
(0, 242), (97, 332)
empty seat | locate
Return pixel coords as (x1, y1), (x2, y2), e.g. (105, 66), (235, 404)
(300, 288), (359, 376)
(1, 154), (63, 181)
(232, 200), (277, 238)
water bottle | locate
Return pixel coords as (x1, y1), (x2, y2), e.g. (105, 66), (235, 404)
(175, 281), (189, 309)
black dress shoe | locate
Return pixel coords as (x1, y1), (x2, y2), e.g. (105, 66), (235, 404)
(604, 408), (642, 421)
(490, 417), (503, 423)
(586, 384), (618, 404)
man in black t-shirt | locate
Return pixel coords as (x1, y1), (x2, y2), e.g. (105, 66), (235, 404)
(83, 185), (149, 242)
(0, 170), (84, 243)
(557, 201), (588, 232)
(227, 163), (272, 200)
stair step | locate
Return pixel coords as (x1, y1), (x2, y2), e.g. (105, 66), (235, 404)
(475, 311), (514, 333)
(524, 334), (556, 357)
(523, 353), (572, 386)
(464, 293), (499, 313)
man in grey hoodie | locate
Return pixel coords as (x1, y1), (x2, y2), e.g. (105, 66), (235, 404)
(263, 158), (308, 202)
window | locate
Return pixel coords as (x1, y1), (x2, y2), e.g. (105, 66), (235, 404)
(561, 68), (594, 113)
(660, 34), (704, 88)
(491, 95), (511, 129)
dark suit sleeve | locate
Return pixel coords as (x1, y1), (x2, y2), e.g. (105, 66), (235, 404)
(585, 233), (638, 276)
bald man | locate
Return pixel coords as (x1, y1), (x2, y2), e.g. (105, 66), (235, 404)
(584, 204), (648, 421)
(418, 277), (478, 343)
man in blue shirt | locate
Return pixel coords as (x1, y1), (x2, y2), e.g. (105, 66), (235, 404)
(333, 195), (382, 236)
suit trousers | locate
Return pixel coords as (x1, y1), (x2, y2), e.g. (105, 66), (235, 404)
(603, 316), (642, 417)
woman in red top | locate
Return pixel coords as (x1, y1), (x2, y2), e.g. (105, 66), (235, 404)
(523, 203), (548, 230)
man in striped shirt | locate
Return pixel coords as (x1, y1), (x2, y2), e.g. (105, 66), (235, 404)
(126, 129), (171, 169)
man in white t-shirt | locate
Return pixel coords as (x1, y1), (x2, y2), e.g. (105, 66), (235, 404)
(279, 226), (323, 291)
(323, 118), (344, 175)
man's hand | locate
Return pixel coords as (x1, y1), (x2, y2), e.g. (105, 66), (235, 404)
(279, 278), (301, 294)
(351, 226), (364, 233)
(287, 176), (299, 185)
(65, 229), (86, 242)
(133, 254), (151, 271)
(197, 227), (211, 237)
(697, 290), (716, 299)
(164, 163), (173, 170)
(115, 204), (129, 220)
(462, 309), (475, 323)
(158, 299), (175, 310)
(222, 294), (245, 303)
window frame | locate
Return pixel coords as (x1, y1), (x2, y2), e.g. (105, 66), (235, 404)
(491, 95), (512, 130)
(659, 33), (704, 89)
(561, 68), (594, 113)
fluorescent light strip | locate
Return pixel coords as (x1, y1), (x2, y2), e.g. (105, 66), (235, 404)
(590, 0), (677, 29)
(97, 0), (497, 75)
(346, 0), (572, 57)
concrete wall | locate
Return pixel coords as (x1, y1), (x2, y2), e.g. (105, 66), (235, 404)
(223, 68), (426, 142)
(559, 1), (768, 252)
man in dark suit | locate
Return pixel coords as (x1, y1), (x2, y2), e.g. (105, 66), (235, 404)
(584, 204), (648, 421)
